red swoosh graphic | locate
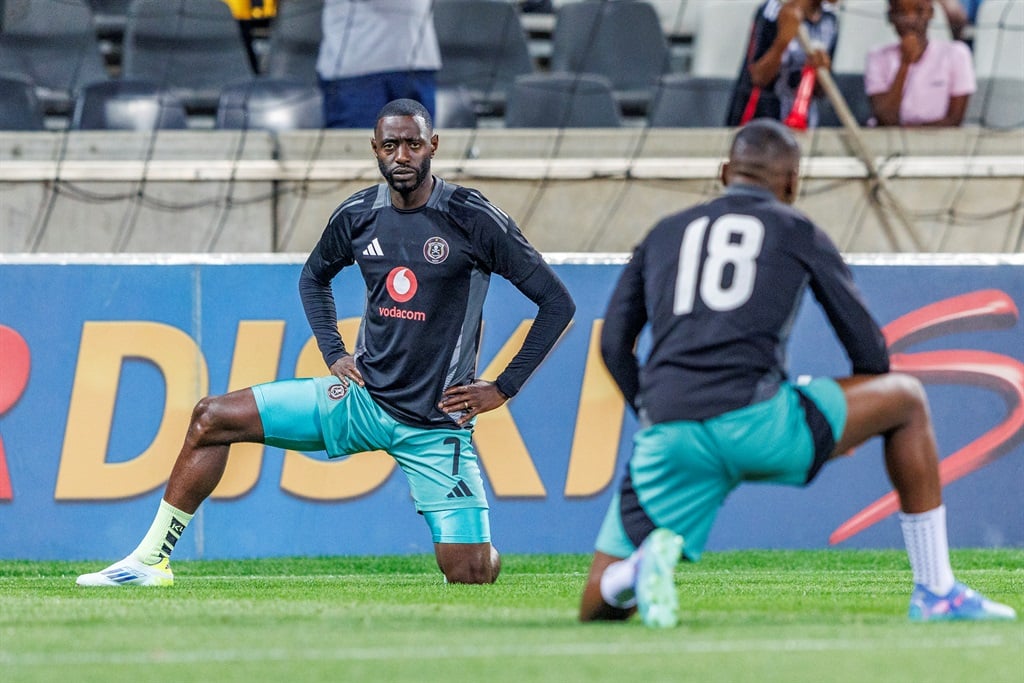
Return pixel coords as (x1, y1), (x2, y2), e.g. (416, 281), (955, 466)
(0, 325), (32, 501)
(829, 290), (1023, 545)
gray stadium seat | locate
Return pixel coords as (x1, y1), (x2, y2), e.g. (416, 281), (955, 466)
(0, 0), (110, 115)
(86, 0), (132, 40)
(263, 0), (323, 85)
(433, 0), (535, 116)
(120, 0), (254, 113)
(972, 0), (1024, 80)
(504, 72), (622, 128)
(435, 85), (479, 129)
(965, 1), (1023, 129)
(647, 74), (734, 127)
(71, 80), (188, 130)
(817, 72), (874, 128)
(645, 0), (702, 38)
(689, 0), (762, 79)
(549, 1), (669, 115)
(215, 78), (324, 131)
(0, 73), (46, 130)
(967, 77), (1024, 129)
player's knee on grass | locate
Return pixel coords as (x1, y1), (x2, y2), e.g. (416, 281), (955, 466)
(438, 543), (500, 584)
(578, 552), (634, 622)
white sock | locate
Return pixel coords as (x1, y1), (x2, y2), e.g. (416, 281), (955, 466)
(600, 554), (640, 609)
(900, 504), (955, 596)
(130, 499), (194, 565)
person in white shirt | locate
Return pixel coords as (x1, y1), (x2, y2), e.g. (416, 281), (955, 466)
(316, 0), (442, 128)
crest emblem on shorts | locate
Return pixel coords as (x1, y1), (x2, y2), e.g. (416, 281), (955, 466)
(423, 237), (449, 264)
(327, 382), (348, 400)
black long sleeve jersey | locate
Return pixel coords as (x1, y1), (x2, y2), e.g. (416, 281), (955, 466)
(601, 184), (889, 425)
(300, 177), (575, 430)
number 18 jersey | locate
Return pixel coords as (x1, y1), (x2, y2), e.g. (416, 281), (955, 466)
(601, 184), (889, 425)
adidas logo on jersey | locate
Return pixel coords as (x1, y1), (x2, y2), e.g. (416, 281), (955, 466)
(362, 238), (383, 257)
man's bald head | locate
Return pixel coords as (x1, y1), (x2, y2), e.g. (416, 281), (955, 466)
(721, 119), (802, 204)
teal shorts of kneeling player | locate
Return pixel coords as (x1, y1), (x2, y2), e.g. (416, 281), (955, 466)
(594, 378), (846, 561)
(251, 376), (490, 544)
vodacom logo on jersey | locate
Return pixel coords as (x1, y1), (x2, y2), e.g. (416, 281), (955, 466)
(381, 266), (427, 321)
(385, 266), (418, 302)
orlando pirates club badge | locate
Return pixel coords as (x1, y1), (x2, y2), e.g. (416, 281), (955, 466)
(423, 236), (450, 264)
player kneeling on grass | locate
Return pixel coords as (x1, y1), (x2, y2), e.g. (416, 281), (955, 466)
(577, 118), (1017, 628)
(76, 99), (575, 588)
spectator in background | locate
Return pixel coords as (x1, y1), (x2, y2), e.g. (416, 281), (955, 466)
(725, 0), (839, 128)
(317, 0), (441, 128)
(865, 0), (976, 127)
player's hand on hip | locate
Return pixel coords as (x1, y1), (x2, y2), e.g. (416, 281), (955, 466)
(439, 381), (508, 426)
(330, 355), (364, 388)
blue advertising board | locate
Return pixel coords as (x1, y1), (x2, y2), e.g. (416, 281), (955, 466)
(0, 255), (1021, 560)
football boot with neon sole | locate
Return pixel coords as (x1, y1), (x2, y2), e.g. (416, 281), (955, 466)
(909, 582), (1016, 621)
(635, 528), (684, 628)
(76, 555), (174, 587)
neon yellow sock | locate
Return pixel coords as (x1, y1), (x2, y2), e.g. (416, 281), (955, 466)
(130, 499), (194, 566)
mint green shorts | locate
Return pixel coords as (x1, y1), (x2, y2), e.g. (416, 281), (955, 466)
(595, 378), (846, 561)
(251, 376), (489, 544)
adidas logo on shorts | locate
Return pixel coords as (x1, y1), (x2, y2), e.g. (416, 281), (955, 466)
(446, 481), (473, 499)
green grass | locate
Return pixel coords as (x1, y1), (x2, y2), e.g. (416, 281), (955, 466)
(1, 550), (1022, 683)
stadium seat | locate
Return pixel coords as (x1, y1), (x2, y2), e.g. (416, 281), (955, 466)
(972, 0), (1024, 80)
(817, 72), (874, 127)
(964, 0), (1023, 129)
(120, 0), (254, 113)
(549, 1), (669, 115)
(832, 0), (952, 75)
(263, 0), (323, 85)
(504, 72), (622, 128)
(215, 78), (324, 131)
(86, 0), (132, 41)
(0, 73), (46, 130)
(435, 85), (479, 129)
(688, 0), (763, 79)
(645, 0), (702, 39)
(0, 0), (110, 115)
(70, 79), (188, 130)
(647, 74), (734, 127)
(967, 77), (1024, 129)
(433, 0), (535, 116)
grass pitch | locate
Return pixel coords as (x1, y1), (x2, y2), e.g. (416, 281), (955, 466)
(1, 550), (1021, 683)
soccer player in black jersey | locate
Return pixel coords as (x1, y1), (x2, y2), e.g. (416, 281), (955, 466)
(78, 99), (575, 587)
(578, 119), (1015, 627)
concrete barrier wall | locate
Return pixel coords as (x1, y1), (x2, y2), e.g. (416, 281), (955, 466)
(2, 127), (1022, 255)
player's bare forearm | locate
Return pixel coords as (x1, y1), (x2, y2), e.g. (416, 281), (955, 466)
(438, 381), (508, 426)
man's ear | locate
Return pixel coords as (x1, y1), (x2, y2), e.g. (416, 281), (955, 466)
(783, 170), (799, 204)
(430, 133), (439, 157)
(719, 161), (730, 187)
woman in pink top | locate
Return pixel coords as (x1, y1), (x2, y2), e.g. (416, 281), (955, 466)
(865, 0), (976, 126)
